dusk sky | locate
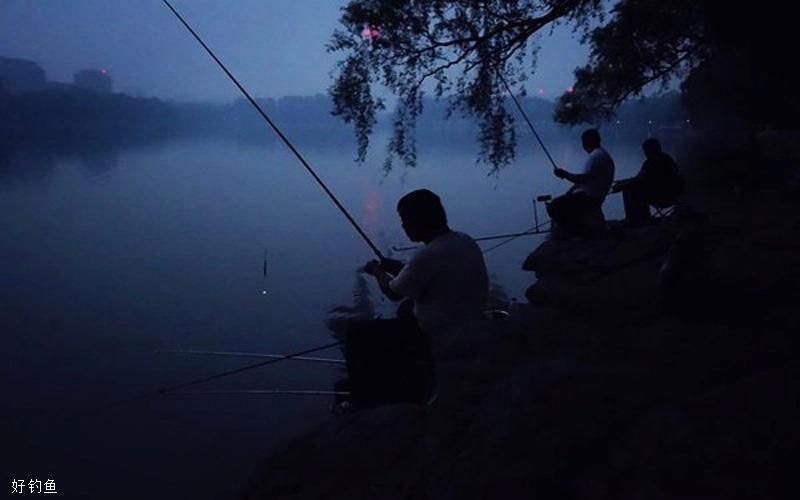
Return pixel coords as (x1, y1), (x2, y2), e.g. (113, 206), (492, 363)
(1, 0), (588, 102)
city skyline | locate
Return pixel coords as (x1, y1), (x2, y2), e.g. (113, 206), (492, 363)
(0, 0), (588, 102)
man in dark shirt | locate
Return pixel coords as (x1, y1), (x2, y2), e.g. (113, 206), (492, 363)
(612, 138), (683, 225)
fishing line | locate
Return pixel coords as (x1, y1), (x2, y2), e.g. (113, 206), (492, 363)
(497, 71), (559, 172)
(162, 0), (384, 260)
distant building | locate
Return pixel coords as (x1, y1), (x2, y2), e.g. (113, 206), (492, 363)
(0, 56), (47, 93)
(73, 69), (112, 93)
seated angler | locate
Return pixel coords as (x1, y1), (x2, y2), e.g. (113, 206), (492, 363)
(341, 189), (489, 410)
(611, 138), (684, 225)
(548, 128), (616, 237)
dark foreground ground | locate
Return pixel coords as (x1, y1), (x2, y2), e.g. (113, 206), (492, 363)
(242, 131), (800, 499)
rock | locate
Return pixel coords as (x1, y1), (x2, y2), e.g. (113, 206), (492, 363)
(245, 404), (426, 499)
(757, 129), (800, 163)
(522, 223), (673, 279)
(524, 282), (553, 305)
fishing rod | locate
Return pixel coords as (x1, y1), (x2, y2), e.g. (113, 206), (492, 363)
(497, 71), (559, 172)
(59, 340), (345, 422)
(479, 195), (554, 254)
(52, 340), (345, 425)
(157, 348), (345, 365)
(481, 223), (546, 254)
(158, 340), (342, 395)
(392, 220), (551, 252)
(167, 390), (349, 397)
(391, 229), (536, 252)
(161, 0), (384, 260)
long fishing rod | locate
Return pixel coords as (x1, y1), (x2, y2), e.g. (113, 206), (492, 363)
(481, 219), (550, 255)
(157, 348), (345, 365)
(392, 230), (535, 252)
(497, 71), (559, 172)
(158, 340), (342, 395)
(392, 219), (551, 252)
(162, 0), (384, 260)
(59, 340), (345, 422)
(52, 340), (345, 426)
(168, 390), (349, 397)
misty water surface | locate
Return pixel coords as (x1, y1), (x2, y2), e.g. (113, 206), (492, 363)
(1, 131), (675, 498)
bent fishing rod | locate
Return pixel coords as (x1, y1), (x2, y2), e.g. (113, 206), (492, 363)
(162, 0), (384, 260)
(497, 71), (559, 173)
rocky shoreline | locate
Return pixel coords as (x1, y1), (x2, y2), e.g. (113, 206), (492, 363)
(242, 133), (800, 499)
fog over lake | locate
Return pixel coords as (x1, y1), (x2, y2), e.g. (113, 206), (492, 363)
(0, 125), (689, 498)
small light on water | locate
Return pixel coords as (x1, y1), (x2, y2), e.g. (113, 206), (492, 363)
(262, 290), (267, 295)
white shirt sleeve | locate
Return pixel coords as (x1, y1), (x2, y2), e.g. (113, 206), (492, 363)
(389, 250), (431, 300)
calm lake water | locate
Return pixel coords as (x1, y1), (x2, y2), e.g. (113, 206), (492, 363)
(1, 129), (680, 498)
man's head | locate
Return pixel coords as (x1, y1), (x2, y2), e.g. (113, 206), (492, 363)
(581, 128), (601, 153)
(642, 138), (662, 159)
(397, 189), (448, 242)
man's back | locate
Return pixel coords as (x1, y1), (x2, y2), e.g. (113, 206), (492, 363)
(575, 147), (615, 202)
(641, 151), (683, 202)
(390, 231), (488, 334)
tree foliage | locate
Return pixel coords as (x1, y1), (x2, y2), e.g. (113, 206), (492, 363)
(329, 0), (798, 169)
(557, 1), (799, 129)
(554, 0), (705, 124)
(328, 0), (602, 169)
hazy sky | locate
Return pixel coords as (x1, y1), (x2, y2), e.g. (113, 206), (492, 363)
(0, 0), (588, 101)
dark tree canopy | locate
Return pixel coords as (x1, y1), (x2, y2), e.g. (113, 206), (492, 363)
(553, 0), (705, 124)
(329, 0), (798, 169)
(557, 1), (799, 128)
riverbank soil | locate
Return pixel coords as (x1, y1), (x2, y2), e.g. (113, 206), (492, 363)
(243, 132), (800, 499)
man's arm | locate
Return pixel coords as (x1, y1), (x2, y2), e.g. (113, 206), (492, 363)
(364, 260), (404, 301)
(554, 167), (591, 184)
(611, 177), (635, 192)
(379, 257), (404, 276)
(612, 161), (648, 192)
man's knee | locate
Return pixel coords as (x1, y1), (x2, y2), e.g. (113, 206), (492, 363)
(546, 195), (568, 220)
(344, 319), (391, 356)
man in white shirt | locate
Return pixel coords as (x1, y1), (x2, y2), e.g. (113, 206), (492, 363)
(342, 189), (488, 409)
(547, 128), (615, 237)
(367, 190), (489, 335)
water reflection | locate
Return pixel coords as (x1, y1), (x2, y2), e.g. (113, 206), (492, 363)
(0, 149), (55, 186)
(360, 181), (380, 232)
(80, 149), (118, 181)
(1, 129), (692, 499)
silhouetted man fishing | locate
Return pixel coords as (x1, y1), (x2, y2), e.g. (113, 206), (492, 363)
(611, 138), (683, 225)
(340, 189), (489, 411)
(548, 129), (616, 237)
